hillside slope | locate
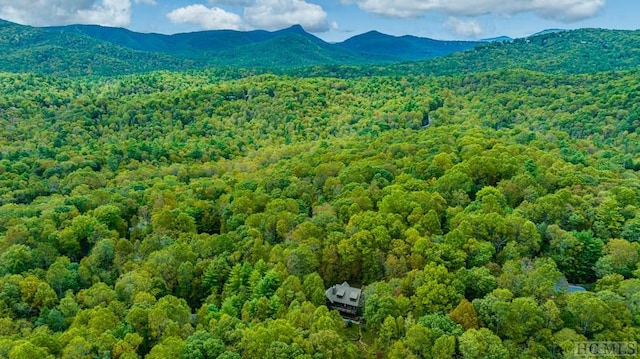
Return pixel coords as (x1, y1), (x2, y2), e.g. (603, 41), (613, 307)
(337, 30), (482, 61)
(421, 28), (640, 75)
(0, 19), (488, 76)
(8, 19), (639, 77)
(0, 19), (197, 76)
(44, 24), (318, 58)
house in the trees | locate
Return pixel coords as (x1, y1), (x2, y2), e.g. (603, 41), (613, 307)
(554, 277), (587, 294)
(325, 282), (363, 317)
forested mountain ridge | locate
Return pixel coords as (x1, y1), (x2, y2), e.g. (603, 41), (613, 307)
(5, 18), (640, 77)
(46, 23), (483, 64)
(1, 64), (640, 358)
(334, 31), (482, 61)
(290, 28), (640, 78)
(0, 19), (198, 76)
(0, 19), (480, 76)
(43, 24), (367, 66)
(405, 28), (640, 75)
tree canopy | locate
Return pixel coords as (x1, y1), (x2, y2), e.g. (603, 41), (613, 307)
(1, 43), (640, 357)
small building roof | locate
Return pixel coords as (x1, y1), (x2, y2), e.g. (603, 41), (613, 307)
(568, 285), (586, 293)
(554, 277), (587, 295)
(326, 281), (362, 306)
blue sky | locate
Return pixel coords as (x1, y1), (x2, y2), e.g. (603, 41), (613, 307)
(0, 0), (636, 42)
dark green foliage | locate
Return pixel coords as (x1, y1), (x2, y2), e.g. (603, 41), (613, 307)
(392, 28), (640, 77)
(0, 20), (196, 77)
(4, 19), (640, 77)
(418, 313), (464, 337)
(0, 20), (481, 76)
(182, 331), (225, 359)
(0, 244), (34, 275)
(336, 30), (482, 61)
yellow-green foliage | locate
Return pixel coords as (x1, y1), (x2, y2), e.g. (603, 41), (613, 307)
(0, 67), (639, 358)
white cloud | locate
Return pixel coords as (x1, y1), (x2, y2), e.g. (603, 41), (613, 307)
(208, 0), (255, 6)
(77, 0), (131, 26)
(445, 17), (482, 37)
(0, 0), (133, 27)
(351, 0), (606, 21)
(244, 0), (329, 32)
(169, 0), (330, 33)
(0, 0), (329, 34)
(167, 4), (246, 30)
(354, 0), (429, 18)
(527, 0), (606, 21)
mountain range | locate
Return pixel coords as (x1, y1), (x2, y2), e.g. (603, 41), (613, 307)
(1, 18), (639, 77)
(0, 19), (482, 76)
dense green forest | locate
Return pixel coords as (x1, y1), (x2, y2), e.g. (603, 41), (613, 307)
(2, 24), (640, 359)
(2, 67), (640, 358)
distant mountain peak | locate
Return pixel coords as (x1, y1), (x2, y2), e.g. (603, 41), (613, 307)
(347, 31), (402, 41)
(337, 31), (482, 62)
(481, 35), (513, 42)
(361, 30), (386, 36)
(280, 24), (306, 34)
(531, 28), (566, 36)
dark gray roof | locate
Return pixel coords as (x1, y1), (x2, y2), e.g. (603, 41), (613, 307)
(555, 277), (588, 294)
(326, 281), (362, 306)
